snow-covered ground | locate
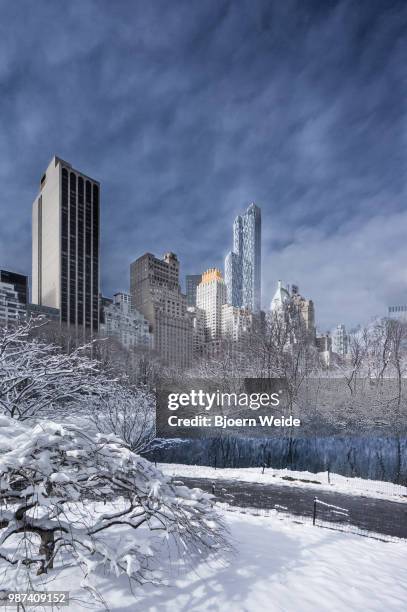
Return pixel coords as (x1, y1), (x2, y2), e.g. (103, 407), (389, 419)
(2, 507), (405, 612)
(158, 463), (407, 502)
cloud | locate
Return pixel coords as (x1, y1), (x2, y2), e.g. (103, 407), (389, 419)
(265, 209), (407, 330)
(0, 0), (406, 331)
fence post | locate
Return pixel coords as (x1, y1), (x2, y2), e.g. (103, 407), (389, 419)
(313, 497), (317, 525)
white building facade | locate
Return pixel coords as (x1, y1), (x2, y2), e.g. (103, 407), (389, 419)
(332, 324), (348, 357)
(100, 292), (152, 349)
(221, 305), (253, 341)
(196, 269), (227, 340)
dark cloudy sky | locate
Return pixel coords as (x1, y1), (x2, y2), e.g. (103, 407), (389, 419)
(0, 0), (406, 330)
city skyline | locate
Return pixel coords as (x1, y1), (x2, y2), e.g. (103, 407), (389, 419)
(0, 2), (406, 330)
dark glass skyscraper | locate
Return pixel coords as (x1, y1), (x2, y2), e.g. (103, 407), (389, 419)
(32, 156), (100, 332)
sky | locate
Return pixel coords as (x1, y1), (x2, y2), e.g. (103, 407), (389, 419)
(0, 0), (406, 331)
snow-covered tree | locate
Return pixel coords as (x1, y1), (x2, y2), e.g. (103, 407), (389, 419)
(0, 318), (112, 421)
(0, 415), (228, 599)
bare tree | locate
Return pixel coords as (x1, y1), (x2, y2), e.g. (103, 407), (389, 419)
(90, 383), (156, 454)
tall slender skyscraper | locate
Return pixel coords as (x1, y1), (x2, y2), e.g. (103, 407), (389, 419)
(32, 156), (100, 332)
(225, 203), (261, 313)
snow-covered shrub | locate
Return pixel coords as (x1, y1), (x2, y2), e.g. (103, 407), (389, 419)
(0, 415), (228, 597)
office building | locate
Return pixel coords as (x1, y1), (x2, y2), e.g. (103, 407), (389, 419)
(291, 285), (315, 335)
(225, 203), (261, 313)
(130, 252), (192, 367)
(270, 280), (291, 315)
(0, 270), (28, 305)
(332, 324), (348, 357)
(316, 333), (332, 367)
(388, 305), (407, 321)
(222, 304), (253, 341)
(32, 156), (100, 333)
(100, 292), (152, 349)
(196, 268), (227, 340)
(0, 281), (26, 326)
(224, 252), (241, 307)
(186, 274), (202, 307)
(187, 305), (206, 357)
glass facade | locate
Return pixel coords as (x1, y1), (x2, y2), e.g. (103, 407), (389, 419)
(186, 274), (202, 307)
(60, 165), (99, 331)
(225, 203), (261, 313)
(224, 251), (241, 307)
(61, 169), (68, 323)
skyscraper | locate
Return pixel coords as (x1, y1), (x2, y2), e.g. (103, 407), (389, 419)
(32, 156), (100, 332)
(130, 252), (192, 367)
(196, 268), (227, 340)
(186, 274), (202, 307)
(225, 203), (261, 313)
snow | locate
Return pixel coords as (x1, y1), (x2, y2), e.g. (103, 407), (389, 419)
(158, 463), (407, 502)
(2, 507), (405, 611)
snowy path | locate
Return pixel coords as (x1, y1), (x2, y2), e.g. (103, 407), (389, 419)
(158, 463), (407, 502)
(175, 476), (407, 539)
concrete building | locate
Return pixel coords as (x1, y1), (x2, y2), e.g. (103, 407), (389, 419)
(186, 274), (202, 307)
(196, 268), (227, 340)
(332, 324), (348, 357)
(270, 282), (315, 336)
(130, 252), (192, 367)
(100, 292), (152, 349)
(316, 333), (332, 367)
(291, 285), (315, 335)
(388, 305), (407, 321)
(32, 156), (100, 333)
(221, 305), (253, 342)
(225, 203), (261, 313)
(270, 280), (291, 315)
(0, 281), (26, 326)
(0, 270), (28, 305)
(187, 305), (206, 357)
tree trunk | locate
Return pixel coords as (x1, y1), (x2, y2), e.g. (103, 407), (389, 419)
(37, 530), (55, 574)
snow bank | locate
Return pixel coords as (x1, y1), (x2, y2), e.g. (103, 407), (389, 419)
(4, 507), (405, 611)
